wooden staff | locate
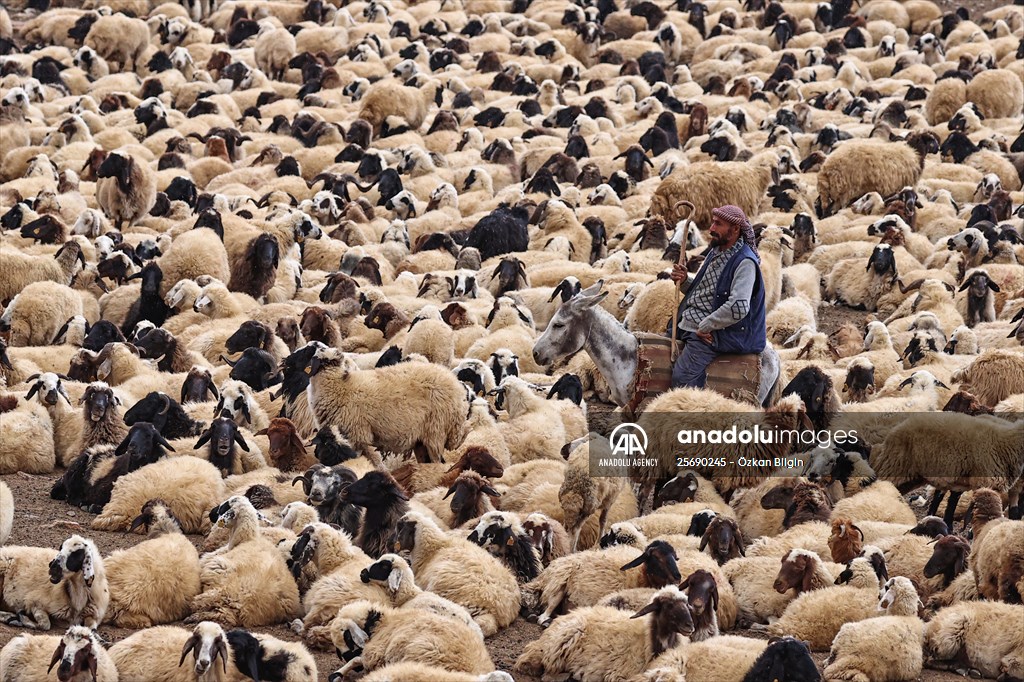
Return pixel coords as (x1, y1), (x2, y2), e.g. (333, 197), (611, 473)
(670, 200), (696, 362)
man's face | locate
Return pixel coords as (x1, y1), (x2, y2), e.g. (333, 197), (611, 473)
(709, 216), (739, 248)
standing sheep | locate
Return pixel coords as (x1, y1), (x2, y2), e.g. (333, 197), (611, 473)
(95, 151), (157, 229)
(815, 139), (927, 218)
(307, 347), (468, 463)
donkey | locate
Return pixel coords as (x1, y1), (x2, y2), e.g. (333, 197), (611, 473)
(532, 280), (781, 408)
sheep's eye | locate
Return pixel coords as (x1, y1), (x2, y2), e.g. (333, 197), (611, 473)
(551, 323), (564, 329)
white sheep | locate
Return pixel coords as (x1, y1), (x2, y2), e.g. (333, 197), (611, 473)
(109, 621), (239, 682)
(394, 511), (520, 636)
(0, 626), (119, 682)
(330, 599), (495, 678)
(0, 535), (108, 630)
(189, 496), (301, 627)
(823, 576), (925, 682)
(104, 499), (201, 628)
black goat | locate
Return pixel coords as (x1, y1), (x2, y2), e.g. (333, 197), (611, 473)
(121, 263), (170, 337)
(615, 144), (653, 182)
(229, 233), (279, 300)
(181, 366), (218, 404)
(310, 425), (362, 467)
(340, 471), (409, 558)
(463, 204), (531, 262)
(19, 215), (67, 244)
(124, 391), (206, 438)
(780, 366), (840, 431)
(195, 417), (250, 476)
(742, 637), (820, 682)
(547, 373), (583, 405)
(84, 422), (174, 512)
(225, 320), (277, 355)
(292, 464), (361, 535)
(222, 348), (279, 391)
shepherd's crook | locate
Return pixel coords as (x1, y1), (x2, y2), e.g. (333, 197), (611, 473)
(670, 201), (695, 362)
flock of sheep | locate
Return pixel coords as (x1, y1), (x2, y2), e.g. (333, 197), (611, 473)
(0, 0), (1022, 679)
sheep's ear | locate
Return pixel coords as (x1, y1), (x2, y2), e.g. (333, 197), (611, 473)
(255, 428), (268, 436)
(443, 483), (458, 499)
(620, 551), (648, 571)
(195, 429), (212, 449)
(48, 641), (66, 673)
(388, 566), (403, 592)
(347, 623), (369, 648)
(987, 279), (1000, 292)
(81, 549), (95, 586)
(630, 602), (657, 619)
(233, 430), (250, 452)
(958, 280), (971, 292)
(177, 634), (198, 668)
(119, 157), (133, 190)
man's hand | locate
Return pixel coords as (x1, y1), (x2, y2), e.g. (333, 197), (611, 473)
(697, 330), (713, 345)
(670, 263), (687, 284)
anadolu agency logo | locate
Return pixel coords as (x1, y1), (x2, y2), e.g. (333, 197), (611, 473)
(597, 423), (657, 472)
(610, 422), (647, 456)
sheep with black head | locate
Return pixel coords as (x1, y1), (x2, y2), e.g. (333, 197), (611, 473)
(339, 471), (409, 559)
(125, 391), (206, 439)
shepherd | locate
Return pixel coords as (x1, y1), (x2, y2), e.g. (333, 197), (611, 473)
(668, 205), (767, 389)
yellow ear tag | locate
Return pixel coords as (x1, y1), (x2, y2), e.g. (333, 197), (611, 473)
(393, 542), (400, 551)
(507, 536), (516, 546)
(304, 366), (312, 375)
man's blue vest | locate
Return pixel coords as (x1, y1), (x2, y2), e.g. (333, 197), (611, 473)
(678, 241), (767, 355)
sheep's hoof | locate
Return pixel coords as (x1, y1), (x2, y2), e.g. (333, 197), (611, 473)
(328, 673), (343, 682)
(289, 618), (304, 635)
(525, 613), (538, 624)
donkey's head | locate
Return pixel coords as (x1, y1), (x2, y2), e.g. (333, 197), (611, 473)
(532, 280), (608, 367)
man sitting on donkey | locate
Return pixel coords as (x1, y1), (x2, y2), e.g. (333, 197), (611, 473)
(668, 205), (767, 389)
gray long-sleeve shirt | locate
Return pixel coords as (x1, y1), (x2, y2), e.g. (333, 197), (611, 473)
(678, 245), (757, 334)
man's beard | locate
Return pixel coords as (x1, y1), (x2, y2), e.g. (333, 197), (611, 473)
(709, 233), (725, 247)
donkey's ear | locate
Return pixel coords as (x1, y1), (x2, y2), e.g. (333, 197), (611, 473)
(577, 291), (609, 308)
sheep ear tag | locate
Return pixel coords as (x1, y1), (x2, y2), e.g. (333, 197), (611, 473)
(507, 535), (516, 546)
